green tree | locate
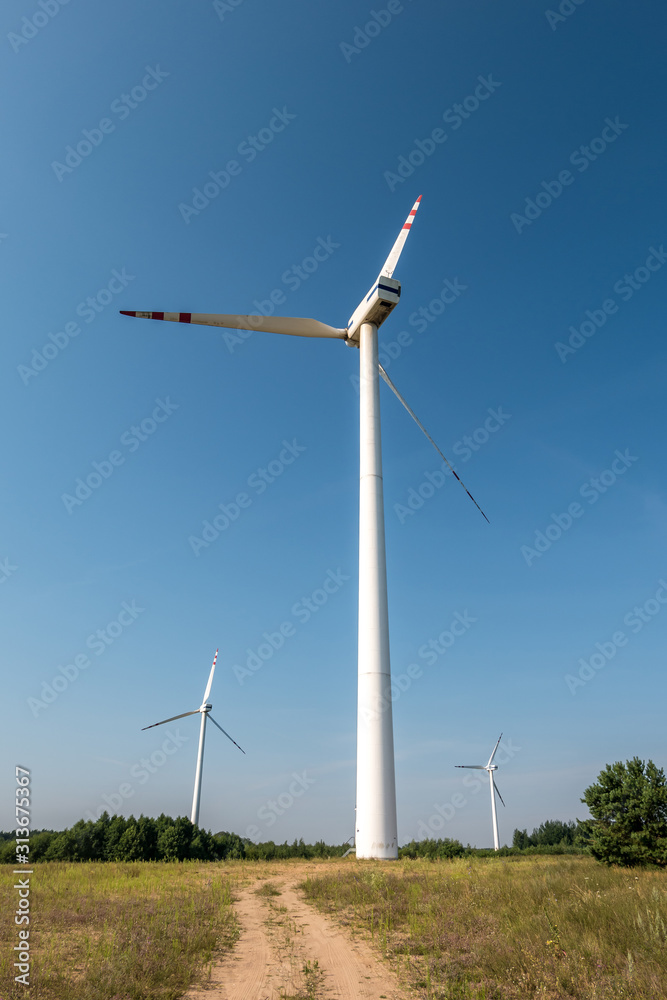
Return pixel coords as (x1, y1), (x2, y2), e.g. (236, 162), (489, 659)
(190, 827), (217, 860)
(214, 831), (245, 859)
(0, 839), (17, 863)
(582, 757), (667, 867)
(532, 819), (578, 846)
(44, 829), (79, 861)
(157, 816), (193, 860)
(135, 815), (158, 860)
(116, 820), (146, 861)
(105, 815), (130, 860)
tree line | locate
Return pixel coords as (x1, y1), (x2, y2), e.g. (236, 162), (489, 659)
(2, 758), (664, 866)
(0, 813), (349, 863)
(512, 818), (585, 849)
(0, 815), (585, 864)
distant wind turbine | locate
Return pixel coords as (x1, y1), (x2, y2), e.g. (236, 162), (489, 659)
(456, 733), (505, 850)
(122, 197), (487, 858)
(141, 649), (245, 827)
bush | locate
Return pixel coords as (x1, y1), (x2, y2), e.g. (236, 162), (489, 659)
(399, 838), (465, 859)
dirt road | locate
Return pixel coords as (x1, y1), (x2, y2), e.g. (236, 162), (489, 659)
(186, 865), (414, 999)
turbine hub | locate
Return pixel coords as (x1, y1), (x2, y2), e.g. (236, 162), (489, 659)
(200, 702), (212, 712)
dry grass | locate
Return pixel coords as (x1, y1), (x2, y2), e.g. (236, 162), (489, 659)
(254, 880), (283, 897)
(301, 856), (667, 999)
(3, 856), (664, 1000)
(0, 862), (238, 1000)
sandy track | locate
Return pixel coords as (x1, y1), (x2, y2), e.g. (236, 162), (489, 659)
(187, 867), (413, 999)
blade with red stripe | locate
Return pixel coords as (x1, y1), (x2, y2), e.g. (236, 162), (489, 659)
(120, 311), (346, 339)
(379, 195), (422, 279)
(202, 648), (218, 704)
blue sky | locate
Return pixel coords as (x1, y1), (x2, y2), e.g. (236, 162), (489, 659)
(2, 0), (666, 848)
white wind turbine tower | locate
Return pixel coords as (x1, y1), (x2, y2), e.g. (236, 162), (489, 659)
(122, 196), (487, 859)
(456, 733), (505, 850)
(141, 649), (245, 827)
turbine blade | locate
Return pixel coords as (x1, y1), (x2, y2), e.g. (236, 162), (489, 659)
(379, 196), (422, 278)
(208, 715), (246, 754)
(486, 733), (503, 767)
(141, 709), (198, 730)
(378, 364), (490, 523)
(202, 648), (218, 703)
(493, 778), (506, 807)
(455, 765), (486, 769)
(120, 311), (346, 339)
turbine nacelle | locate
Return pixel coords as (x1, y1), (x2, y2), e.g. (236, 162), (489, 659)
(200, 702), (212, 713)
(345, 277), (401, 347)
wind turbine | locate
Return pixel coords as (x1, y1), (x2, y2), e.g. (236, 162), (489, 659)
(122, 196), (486, 858)
(141, 649), (245, 827)
(456, 733), (505, 850)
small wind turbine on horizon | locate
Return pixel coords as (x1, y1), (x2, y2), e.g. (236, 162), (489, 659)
(456, 733), (505, 850)
(141, 649), (245, 827)
(122, 197), (487, 858)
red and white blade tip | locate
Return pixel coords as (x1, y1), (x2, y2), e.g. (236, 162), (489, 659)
(380, 196), (423, 279)
(402, 196), (422, 230)
(202, 648), (219, 703)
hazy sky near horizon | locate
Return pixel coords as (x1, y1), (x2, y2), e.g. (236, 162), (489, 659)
(2, 0), (666, 847)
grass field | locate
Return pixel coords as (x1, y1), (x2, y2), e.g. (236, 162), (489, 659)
(1, 856), (665, 999)
(0, 862), (238, 1000)
(303, 856), (667, 999)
